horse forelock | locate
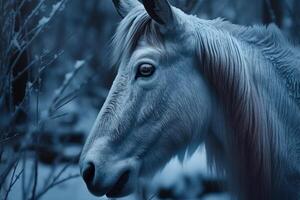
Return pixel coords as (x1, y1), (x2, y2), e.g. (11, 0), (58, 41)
(111, 7), (163, 69)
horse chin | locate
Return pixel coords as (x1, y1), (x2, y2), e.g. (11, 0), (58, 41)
(106, 188), (132, 198)
(105, 181), (134, 198)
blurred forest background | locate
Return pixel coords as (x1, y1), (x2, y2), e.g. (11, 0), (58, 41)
(0, 0), (299, 200)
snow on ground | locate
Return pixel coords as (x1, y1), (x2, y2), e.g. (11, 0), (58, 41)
(8, 146), (229, 200)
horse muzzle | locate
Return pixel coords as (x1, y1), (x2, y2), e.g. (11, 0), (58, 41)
(79, 156), (138, 197)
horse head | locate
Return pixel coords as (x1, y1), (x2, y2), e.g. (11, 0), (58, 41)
(79, 0), (212, 197)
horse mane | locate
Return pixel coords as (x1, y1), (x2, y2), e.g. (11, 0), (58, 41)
(195, 19), (300, 199)
(195, 24), (274, 199)
(212, 19), (300, 106)
(110, 7), (300, 199)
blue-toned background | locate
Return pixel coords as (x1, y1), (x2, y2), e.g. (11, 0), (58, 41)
(0, 0), (299, 199)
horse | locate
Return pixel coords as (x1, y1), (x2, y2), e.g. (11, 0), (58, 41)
(79, 0), (300, 199)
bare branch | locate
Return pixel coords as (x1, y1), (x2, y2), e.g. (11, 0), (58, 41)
(36, 174), (80, 200)
(4, 161), (23, 200)
(49, 60), (85, 115)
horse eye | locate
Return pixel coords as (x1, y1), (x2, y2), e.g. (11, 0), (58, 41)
(137, 63), (155, 77)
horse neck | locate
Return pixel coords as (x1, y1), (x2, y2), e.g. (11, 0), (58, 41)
(194, 22), (296, 199)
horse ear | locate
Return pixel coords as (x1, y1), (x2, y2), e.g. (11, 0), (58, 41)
(112, 0), (140, 18)
(142, 0), (174, 25)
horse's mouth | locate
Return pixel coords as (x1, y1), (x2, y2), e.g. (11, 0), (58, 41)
(106, 169), (131, 198)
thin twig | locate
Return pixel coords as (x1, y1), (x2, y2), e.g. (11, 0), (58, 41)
(51, 92), (79, 113)
(8, 0), (66, 74)
(22, 153), (27, 200)
(36, 174), (80, 200)
(4, 161), (23, 200)
(0, 133), (20, 144)
(147, 192), (158, 200)
(50, 60), (85, 107)
(52, 163), (73, 184)
(29, 156), (38, 200)
(30, 59), (41, 200)
(3, 161), (18, 200)
(6, 0), (46, 53)
(0, 154), (20, 189)
(49, 112), (69, 120)
(41, 162), (75, 198)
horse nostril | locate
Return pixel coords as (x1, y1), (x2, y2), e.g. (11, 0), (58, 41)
(82, 162), (95, 185)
